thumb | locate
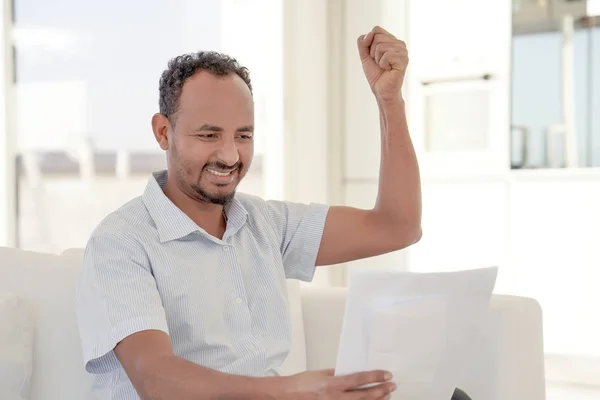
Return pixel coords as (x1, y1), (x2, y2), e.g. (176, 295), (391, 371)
(357, 31), (376, 64)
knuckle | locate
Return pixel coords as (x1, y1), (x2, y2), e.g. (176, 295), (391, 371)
(375, 370), (388, 381)
(352, 372), (367, 383)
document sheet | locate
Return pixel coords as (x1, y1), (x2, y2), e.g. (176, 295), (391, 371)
(334, 267), (498, 399)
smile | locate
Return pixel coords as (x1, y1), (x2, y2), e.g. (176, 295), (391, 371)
(207, 169), (235, 177)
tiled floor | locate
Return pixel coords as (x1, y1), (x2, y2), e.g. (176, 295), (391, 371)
(546, 382), (600, 400)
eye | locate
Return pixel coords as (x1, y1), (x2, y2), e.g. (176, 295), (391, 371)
(236, 132), (253, 140)
(196, 133), (218, 140)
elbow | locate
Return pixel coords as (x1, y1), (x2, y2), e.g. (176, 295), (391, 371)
(385, 219), (422, 250)
(414, 226), (423, 244)
(371, 210), (422, 251)
(403, 224), (423, 248)
(411, 225), (423, 245)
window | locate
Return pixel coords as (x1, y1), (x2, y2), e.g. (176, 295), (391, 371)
(12, 0), (284, 252)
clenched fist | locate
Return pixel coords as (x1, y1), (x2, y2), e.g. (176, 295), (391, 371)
(358, 26), (409, 101)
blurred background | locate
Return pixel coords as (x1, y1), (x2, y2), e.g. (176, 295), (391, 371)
(1, 0), (599, 398)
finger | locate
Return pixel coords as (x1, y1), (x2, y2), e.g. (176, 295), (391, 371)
(371, 25), (398, 39)
(338, 370), (393, 390)
(370, 34), (402, 60)
(348, 382), (397, 400)
(357, 31), (376, 62)
(369, 34), (389, 60)
(379, 50), (408, 71)
(321, 368), (336, 377)
(373, 42), (396, 66)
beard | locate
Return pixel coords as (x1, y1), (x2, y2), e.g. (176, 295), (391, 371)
(189, 181), (236, 205)
(176, 160), (243, 206)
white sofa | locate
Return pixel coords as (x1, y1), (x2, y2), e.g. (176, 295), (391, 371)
(0, 246), (546, 400)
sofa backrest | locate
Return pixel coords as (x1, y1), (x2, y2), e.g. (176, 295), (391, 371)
(0, 247), (93, 400)
(0, 247), (308, 399)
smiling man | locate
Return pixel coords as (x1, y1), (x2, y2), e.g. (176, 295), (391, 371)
(76, 26), (422, 400)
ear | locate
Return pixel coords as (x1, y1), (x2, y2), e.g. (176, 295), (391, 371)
(152, 113), (171, 150)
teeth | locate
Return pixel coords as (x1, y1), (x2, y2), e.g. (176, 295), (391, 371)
(208, 169), (233, 177)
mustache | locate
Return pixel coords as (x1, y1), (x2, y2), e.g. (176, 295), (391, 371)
(204, 161), (242, 171)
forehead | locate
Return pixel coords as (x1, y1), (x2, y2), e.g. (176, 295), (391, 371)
(177, 71), (254, 122)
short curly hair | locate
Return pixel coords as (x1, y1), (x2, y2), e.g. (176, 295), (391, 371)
(158, 51), (253, 123)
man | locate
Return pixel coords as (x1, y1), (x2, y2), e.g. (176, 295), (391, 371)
(76, 26), (421, 399)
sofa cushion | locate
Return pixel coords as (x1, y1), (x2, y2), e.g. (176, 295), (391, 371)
(0, 247), (93, 400)
(0, 292), (34, 400)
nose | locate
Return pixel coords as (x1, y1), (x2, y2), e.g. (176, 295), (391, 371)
(216, 136), (240, 167)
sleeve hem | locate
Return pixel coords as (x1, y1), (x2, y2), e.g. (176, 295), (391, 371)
(84, 315), (169, 373)
(285, 202), (330, 282)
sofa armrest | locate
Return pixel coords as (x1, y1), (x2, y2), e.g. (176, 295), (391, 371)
(458, 295), (546, 400)
(300, 287), (546, 400)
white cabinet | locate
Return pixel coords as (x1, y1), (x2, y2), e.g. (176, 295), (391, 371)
(409, 0), (510, 77)
(507, 175), (600, 356)
(406, 180), (509, 277)
(406, 0), (512, 177)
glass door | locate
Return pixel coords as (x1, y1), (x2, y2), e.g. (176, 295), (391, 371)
(511, 12), (600, 169)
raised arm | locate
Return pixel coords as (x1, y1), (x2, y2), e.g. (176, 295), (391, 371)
(316, 26), (422, 267)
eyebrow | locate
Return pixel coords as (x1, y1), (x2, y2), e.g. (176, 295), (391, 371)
(194, 124), (254, 132)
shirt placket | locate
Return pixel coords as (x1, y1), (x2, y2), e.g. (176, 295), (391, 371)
(222, 242), (263, 360)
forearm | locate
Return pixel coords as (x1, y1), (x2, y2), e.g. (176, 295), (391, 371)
(373, 96), (422, 239)
(135, 355), (282, 400)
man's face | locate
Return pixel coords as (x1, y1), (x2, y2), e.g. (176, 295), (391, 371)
(156, 71), (254, 205)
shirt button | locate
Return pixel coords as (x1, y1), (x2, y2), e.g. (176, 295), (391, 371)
(223, 245), (229, 252)
(235, 298), (242, 304)
(248, 345), (255, 350)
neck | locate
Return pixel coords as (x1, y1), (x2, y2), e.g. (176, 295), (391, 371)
(162, 176), (227, 239)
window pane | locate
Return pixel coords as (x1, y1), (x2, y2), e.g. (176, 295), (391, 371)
(510, 23), (599, 169)
(13, 0), (283, 252)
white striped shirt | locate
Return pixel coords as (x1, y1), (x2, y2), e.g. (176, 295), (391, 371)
(75, 170), (329, 400)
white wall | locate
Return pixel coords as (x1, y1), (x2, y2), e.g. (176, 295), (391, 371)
(282, 0), (332, 286)
(336, 0), (412, 283)
(220, 0), (284, 200)
(0, 0), (16, 247)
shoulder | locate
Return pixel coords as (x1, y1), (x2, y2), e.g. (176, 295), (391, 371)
(234, 192), (272, 214)
(233, 192), (293, 224)
(234, 192), (329, 227)
(85, 196), (153, 253)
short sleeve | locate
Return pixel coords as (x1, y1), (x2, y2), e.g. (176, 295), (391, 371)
(266, 200), (330, 281)
(75, 233), (169, 374)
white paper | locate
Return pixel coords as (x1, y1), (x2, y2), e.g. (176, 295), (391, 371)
(334, 267), (498, 399)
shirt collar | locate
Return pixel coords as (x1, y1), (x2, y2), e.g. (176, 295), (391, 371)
(142, 170), (248, 243)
